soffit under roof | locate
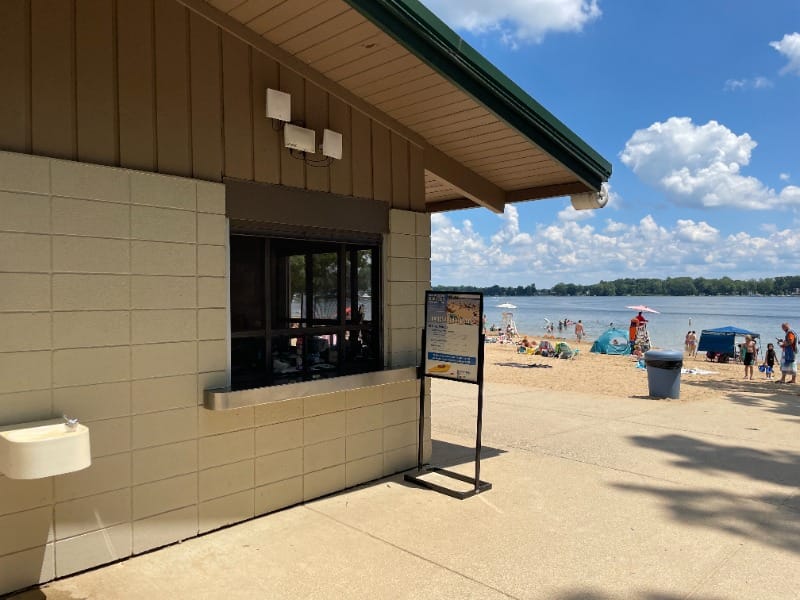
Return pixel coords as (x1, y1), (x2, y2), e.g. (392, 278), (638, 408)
(197, 0), (611, 213)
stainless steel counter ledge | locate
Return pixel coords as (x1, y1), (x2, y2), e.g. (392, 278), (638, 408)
(203, 367), (419, 410)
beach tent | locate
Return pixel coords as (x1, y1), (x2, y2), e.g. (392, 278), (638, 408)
(697, 326), (760, 356)
(590, 328), (632, 355)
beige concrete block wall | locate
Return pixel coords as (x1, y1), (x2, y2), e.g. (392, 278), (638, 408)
(0, 151), (227, 593)
(386, 209), (430, 369)
(0, 152), (431, 595)
(384, 209), (432, 463)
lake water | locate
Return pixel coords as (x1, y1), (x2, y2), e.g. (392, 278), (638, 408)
(484, 295), (800, 350)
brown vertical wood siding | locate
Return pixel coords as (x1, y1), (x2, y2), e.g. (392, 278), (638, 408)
(31, 0), (76, 160)
(76, 0), (118, 166)
(222, 32), (253, 181)
(0, 0), (31, 153)
(0, 0), (422, 208)
(190, 12), (224, 181)
(154, 0), (192, 176)
(117, 0), (157, 172)
(371, 122), (391, 204)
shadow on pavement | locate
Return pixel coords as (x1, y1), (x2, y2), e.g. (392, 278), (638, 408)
(628, 433), (800, 487)
(682, 377), (800, 420)
(555, 591), (728, 600)
(621, 432), (800, 554)
(618, 481), (800, 555)
(427, 438), (506, 469)
(494, 361), (553, 368)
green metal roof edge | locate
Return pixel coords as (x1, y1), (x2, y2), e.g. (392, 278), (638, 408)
(344, 0), (612, 190)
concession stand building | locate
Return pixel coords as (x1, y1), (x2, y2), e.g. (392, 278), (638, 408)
(0, 0), (611, 592)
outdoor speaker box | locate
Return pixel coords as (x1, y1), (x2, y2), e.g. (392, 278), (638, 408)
(321, 129), (343, 159)
(266, 88), (291, 122)
(284, 124), (316, 153)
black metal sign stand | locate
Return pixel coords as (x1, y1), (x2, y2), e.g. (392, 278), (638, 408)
(404, 292), (492, 499)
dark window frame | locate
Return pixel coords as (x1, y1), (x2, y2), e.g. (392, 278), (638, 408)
(230, 229), (382, 390)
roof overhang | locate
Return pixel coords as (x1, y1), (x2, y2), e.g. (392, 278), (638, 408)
(186, 0), (612, 213)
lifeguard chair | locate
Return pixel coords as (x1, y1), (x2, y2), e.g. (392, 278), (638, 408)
(635, 323), (651, 353)
(500, 311), (518, 341)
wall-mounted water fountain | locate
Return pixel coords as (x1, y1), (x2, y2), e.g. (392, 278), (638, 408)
(0, 416), (91, 479)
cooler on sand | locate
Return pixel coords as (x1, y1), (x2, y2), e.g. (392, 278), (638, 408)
(644, 350), (683, 399)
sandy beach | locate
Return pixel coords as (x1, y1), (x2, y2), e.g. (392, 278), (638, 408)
(482, 334), (786, 402)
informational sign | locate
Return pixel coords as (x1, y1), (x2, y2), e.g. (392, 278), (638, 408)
(424, 291), (483, 383)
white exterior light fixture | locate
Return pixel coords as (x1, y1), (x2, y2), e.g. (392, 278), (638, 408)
(570, 185), (609, 210)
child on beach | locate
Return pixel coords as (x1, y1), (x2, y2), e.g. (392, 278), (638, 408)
(762, 343), (777, 379)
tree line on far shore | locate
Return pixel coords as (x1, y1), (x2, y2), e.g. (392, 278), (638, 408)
(432, 275), (800, 297)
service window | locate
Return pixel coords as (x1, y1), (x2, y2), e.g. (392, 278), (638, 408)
(230, 233), (381, 390)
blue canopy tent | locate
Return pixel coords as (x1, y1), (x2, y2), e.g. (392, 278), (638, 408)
(697, 326), (760, 360)
(590, 328), (632, 355)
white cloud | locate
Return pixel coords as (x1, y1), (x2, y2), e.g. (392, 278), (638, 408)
(770, 32), (800, 75)
(780, 173), (791, 181)
(421, 0), (601, 46)
(431, 212), (517, 283)
(674, 219), (719, 243)
(491, 205), (533, 245)
(723, 76), (773, 91)
(431, 208), (800, 288)
(557, 204), (595, 221)
(782, 186), (800, 203)
(620, 116), (800, 210)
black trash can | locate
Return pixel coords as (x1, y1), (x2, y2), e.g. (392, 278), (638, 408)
(644, 350), (683, 399)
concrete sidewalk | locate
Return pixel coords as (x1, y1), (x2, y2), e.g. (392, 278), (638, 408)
(12, 379), (800, 600)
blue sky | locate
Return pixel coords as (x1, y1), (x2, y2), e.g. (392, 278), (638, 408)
(419, 0), (800, 289)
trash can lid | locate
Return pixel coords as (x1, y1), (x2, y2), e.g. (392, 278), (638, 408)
(644, 350), (683, 360)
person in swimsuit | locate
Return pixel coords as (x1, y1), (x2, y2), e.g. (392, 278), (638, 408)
(742, 334), (757, 380)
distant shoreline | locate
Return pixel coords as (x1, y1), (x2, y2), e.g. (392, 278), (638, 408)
(432, 275), (800, 297)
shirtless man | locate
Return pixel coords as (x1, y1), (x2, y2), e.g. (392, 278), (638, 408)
(742, 335), (757, 380)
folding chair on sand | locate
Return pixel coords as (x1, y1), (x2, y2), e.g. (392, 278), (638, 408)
(555, 342), (579, 359)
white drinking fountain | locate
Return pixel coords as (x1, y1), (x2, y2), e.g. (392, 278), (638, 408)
(0, 416), (91, 479)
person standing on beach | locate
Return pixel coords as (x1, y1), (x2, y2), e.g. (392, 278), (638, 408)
(763, 342), (777, 379)
(778, 322), (797, 383)
(628, 319), (638, 351)
(742, 335), (757, 380)
(575, 320), (584, 343)
(689, 331), (698, 357)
